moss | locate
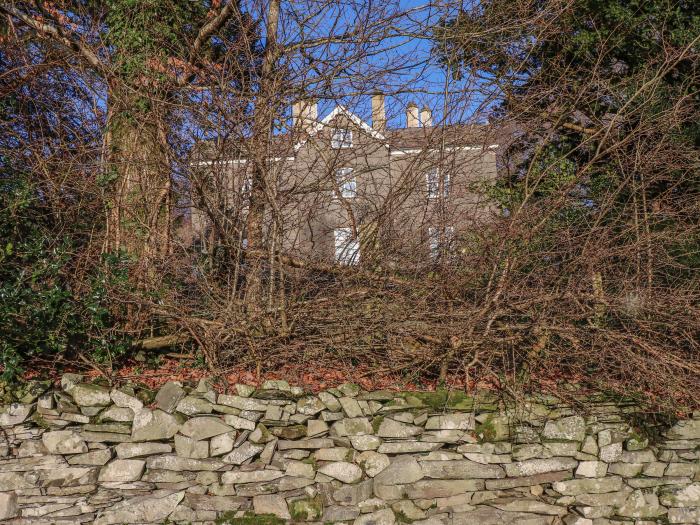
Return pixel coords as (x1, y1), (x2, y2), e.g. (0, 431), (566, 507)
(301, 456), (318, 469)
(628, 429), (644, 441)
(30, 412), (50, 429)
(398, 389), (474, 411)
(403, 394), (425, 407)
(91, 376), (110, 387)
(624, 411), (678, 445)
(272, 424), (307, 440)
(474, 413), (511, 442)
(371, 415), (385, 433)
(215, 512), (286, 525)
(289, 497), (323, 521)
(395, 510), (414, 524)
(254, 423), (272, 443)
(289, 506), (308, 521)
(18, 379), (51, 403)
(593, 387), (644, 406)
(338, 382), (360, 396)
(475, 418), (497, 442)
(132, 384), (156, 405)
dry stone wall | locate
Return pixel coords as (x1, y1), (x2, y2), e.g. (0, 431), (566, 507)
(0, 377), (699, 524)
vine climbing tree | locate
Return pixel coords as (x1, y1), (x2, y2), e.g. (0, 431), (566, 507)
(1, 0), (258, 271)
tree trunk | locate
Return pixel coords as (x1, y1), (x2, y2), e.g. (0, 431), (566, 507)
(245, 0), (281, 308)
(104, 88), (171, 273)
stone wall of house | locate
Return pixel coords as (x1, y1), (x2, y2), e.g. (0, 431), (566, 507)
(0, 377), (698, 524)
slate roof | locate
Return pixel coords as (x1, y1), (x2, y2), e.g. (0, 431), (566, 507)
(192, 106), (498, 162)
(384, 124), (493, 150)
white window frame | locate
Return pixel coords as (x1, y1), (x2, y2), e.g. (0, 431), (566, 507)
(426, 168), (439, 198)
(428, 226), (440, 257)
(336, 167), (356, 198)
(426, 168), (449, 198)
(428, 225), (455, 258)
(334, 227), (360, 265)
(331, 128), (353, 149)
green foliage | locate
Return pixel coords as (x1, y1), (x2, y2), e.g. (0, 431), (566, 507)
(105, 0), (205, 85)
(104, 0), (260, 93)
(84, 251), (133, 364)
(0, 174), (131, 381)
(438, 0), (700, 286)
(96, 166), (119, 188)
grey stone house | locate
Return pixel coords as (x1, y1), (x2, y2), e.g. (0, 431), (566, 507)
(190, 95), (498, 265)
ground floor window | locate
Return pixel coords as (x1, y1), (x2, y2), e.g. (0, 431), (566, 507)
(428, 225), (455, 257)
(334, 227), (360, 265)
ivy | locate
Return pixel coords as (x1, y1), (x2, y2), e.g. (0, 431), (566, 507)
(105, 0), (206, 87)
(0, 174), (131, 381)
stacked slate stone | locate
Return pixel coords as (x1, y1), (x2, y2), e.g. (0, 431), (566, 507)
(0, 377), (698, 524)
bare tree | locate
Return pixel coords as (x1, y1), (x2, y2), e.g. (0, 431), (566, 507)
(2, 0), (698, 410)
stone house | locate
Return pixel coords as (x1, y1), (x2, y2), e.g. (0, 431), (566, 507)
(190, 95), (498, 265)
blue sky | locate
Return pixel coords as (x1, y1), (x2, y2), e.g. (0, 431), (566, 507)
(271, 0), (481, 129)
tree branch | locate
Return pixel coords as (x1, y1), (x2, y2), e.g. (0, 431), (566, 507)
(191, 1), (238, 59)
(0, 4), (103, 71)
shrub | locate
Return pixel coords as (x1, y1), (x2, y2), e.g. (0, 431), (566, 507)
(0, 174), (130, 381)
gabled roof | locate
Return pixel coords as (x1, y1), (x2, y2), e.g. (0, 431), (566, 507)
(386, 124), (495, 151)
(192, 105), (498, 163)
(293, 105), (387, 153)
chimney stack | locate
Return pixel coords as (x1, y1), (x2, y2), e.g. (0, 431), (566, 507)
(420, 106), (433, 127)
(292, 98), (318, 133)
(371, 93), (386, 131)
(406, 102), (419, 128)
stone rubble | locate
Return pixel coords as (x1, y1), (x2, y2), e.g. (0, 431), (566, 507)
(0, 377), (697, 524)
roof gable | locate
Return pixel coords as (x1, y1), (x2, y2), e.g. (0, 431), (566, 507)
(294, 105), (387, 153)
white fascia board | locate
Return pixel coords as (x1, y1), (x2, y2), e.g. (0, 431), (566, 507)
(192, 156), (295, 166)
(193, 159), (246, 165)
(389, 144), (499, 156)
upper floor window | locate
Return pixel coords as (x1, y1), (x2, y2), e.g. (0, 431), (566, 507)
(426, 168), (449, 198)
(331, 128), (353, 149)
(334, 227), (360, 265)
(336, 167), (356, 198)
